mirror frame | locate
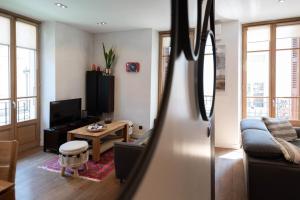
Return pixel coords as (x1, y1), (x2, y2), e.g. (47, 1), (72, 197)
(198, 30), (217, 122)
(119, 0), (216, 199)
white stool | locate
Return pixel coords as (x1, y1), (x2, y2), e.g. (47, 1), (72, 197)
(59, 140), (89, 177)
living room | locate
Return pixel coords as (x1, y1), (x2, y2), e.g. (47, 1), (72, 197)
(0, 0), (300, 200)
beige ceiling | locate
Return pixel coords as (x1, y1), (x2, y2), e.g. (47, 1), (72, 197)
(0, 0), (299, 33)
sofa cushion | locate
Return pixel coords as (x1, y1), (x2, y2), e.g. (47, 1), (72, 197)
(289, 139), (300, 148)
(242, 129), (282, 159)
(240, 119), (268, 132)
(295, 127), (300, 138)
(263, 117), (297, 141)
(274, 137), (300, 164)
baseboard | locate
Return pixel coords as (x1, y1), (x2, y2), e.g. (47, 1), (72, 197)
(215, 142), (241, 149)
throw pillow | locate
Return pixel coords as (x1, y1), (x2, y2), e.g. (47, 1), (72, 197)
(262, 117), (297, 141)
(273, 137), (300, 164)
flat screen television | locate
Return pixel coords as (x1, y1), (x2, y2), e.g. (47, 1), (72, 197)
(50, 98), (82, 128)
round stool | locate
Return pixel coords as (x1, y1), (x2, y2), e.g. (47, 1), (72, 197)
(59, 140), (89, 177)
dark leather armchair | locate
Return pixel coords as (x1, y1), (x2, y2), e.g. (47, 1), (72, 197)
(114, 130), (152, 182)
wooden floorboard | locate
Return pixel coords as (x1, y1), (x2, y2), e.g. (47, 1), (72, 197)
(15, 147), (122, 200)
(13, 146), (245, 200)
(215, 148), (247, 200)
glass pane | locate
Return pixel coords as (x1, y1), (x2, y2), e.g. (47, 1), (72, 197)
(275, 97), (300, 120)
(246, 52), (270, 97)
(277, 38), (300, 49)
(246, 97), (269, 118)
(17, 48), (36, 97)
(203, 33), (214, 116)
(247, 25), (270, 51)
(0, 100), (10, 126)
(0, 16), (10, 45)
(160, 36), (171, 96)
(276, 50), (300, 97)
(277, 24), (300, 49)
(0, 45), (10, 99)
(17, 97), (36, 122)
(16, 21), (36, 49)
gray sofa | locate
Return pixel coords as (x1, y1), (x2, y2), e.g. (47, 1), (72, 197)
(241, 119), (300, 200)
(114, 130), (152, 182)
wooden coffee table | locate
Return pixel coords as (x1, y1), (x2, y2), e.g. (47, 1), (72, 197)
(67, 121), (129, 162)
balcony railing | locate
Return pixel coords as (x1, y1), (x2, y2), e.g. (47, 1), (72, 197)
(0, 100), (10, 126)
(275, 97), (300, 120)
(246, 97), (300, 120)
(17, 97), (36, 122)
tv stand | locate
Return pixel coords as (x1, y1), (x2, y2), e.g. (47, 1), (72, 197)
(44, 116), (98, 154)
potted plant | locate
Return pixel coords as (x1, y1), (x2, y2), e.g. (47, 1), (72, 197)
(102, 43), (116, 75)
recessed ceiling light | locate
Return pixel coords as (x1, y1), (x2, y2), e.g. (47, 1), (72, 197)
(278, 0), (285, 3)
(55, 2), (68, 8)
(97, 22), (107, 26)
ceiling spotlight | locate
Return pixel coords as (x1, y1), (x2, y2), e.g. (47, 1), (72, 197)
(55, 2), (68, 8)
(278, 0), (285, 3)
(97, 22), (107, 26)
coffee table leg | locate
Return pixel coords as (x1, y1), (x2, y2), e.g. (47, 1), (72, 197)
(92, 137), (100, 162)
(123, 124), (129, 142)
(61, 167), (65, 176)
(67, 132), (74, 141)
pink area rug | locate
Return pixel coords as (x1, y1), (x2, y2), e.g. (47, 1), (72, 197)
(39, 150), (114, 182)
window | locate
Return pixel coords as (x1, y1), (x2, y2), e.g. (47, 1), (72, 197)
(16, 21), (37, 122)
(0, 16), (11, 126)
(243, 20), (300, 125)
(158, 31), (194, 108)
(245, 25), (270, 118)
(204, 37), (214, 116)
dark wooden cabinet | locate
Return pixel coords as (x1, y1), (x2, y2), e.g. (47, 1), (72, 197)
(86, 71), (114, 116)
(44, 117), (98, 153)
(86, 71), (100, 116)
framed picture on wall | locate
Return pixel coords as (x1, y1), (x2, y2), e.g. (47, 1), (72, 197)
(126, 62), (140, 72)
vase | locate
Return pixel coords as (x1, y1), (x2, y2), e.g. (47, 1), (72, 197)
(105, 68), (112, 75)
(92, 64), (96, 71)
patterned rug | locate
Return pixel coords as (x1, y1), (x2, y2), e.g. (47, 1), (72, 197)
(39, 150), (114, 182)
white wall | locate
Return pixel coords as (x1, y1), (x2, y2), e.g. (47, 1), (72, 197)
(215, 21), (242, 149)
(40, 21), (56, 144)
(94, 29), (158, 130)
(134, 54), (212, 200)
(55, 23), (94, 109)
(150, 30), (159, 128)
(40, 22), (93, 145)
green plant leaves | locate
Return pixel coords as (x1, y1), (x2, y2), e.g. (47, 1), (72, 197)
(102, 43), (116, 69)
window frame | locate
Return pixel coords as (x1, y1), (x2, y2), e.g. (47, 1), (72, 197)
(0, 9), (40, 125)
(242, 17), (300, 127)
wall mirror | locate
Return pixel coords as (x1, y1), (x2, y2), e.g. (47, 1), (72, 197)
(198, 31), (216, 122)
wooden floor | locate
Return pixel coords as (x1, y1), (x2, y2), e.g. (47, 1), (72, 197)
(15, 147), (122, 200)
(215, 148), (247, 200)
(13, 147), (245, 200)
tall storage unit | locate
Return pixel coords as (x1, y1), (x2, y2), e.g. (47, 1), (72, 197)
(86, 71), (114, 116)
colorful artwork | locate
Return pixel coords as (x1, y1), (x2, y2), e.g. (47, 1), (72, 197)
(126, 62), (140, 72)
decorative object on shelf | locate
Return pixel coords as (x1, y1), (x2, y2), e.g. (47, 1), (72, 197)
(102, 43), (116, 76)
(91, 64), (96, 71)
(96, 66), (101, 71)
(103, 112), (113, 124)
(126, 62), (140, 72)
(87, 123), (107, 132)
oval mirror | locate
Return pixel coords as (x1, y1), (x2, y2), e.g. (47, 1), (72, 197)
(198, 31), (216, 122)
